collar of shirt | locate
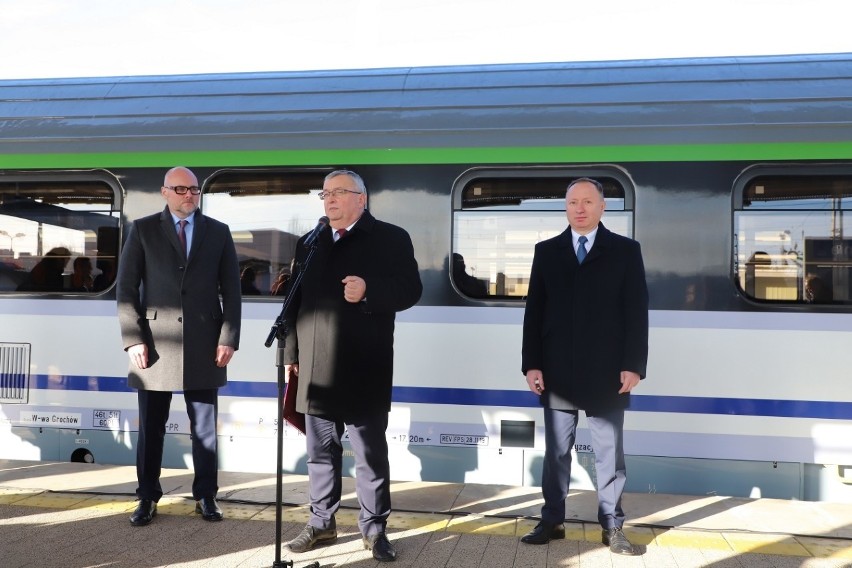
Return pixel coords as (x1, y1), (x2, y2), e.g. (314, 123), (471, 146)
(571, 227), (598, 252)
(333, 220), (358, 242)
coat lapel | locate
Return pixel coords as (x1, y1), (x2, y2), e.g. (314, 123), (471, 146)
(188, 210), (205, 264)
(159, 207), (185, 259)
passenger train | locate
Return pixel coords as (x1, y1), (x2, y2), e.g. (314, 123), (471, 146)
(2, 52), (852, 502)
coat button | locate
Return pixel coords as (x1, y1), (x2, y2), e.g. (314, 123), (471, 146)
(178, 317), (183, 323)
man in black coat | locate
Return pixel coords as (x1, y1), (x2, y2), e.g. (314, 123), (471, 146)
(520, 178), (648, 555)
(117, 166), (241, 527)
(283, 170), (422, 562)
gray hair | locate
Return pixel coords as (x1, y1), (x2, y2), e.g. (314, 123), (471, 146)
(325, 169), (366, 193)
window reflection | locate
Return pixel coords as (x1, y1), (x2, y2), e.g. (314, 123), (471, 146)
(735, 174), (852, 304)
(452, 174), (632, 299)
(204, 170), (329, 296)
(0, 179), (119, 294)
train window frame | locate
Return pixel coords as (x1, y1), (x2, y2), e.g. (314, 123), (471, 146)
(0, 170), (123, 295)
(202, 168), (340, 298)
(451, 166), (635, 302)
(733, 164), (852, 306)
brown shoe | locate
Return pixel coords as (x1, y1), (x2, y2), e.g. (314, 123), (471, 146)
(602, 527), (635, 555)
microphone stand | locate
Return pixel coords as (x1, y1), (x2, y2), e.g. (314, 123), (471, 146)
(265, 243), (321, 568)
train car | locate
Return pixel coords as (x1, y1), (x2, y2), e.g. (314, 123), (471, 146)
(1, 53), (852, 503)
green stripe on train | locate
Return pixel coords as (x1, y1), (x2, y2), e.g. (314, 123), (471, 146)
(1, 142), (852, 168)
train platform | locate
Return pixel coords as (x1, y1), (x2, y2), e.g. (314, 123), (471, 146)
(1, 459), (851, 568)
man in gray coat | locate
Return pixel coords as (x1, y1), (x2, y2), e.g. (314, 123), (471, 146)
(520, 178), (648, 555)
(117, 166), (241, 527)
(283, 170), (421, 562)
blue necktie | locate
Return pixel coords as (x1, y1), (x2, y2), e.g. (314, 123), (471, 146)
(577, 235), (587, 264)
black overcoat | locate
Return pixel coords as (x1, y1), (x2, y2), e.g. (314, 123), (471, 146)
(521, 223), (648, 414)
(117, 207), (241, 391)
(283, 210), (422, 420)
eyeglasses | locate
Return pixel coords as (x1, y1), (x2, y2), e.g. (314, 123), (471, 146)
(318, 188), (363, 200)
(166, 185), (201, 195)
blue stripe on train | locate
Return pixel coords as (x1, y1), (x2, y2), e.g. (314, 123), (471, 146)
(29, 375), (851, 420)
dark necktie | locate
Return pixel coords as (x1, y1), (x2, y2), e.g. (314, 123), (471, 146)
(177, 220), (188, 256)
(577, 235), (587, 264)
(336, 228), (347, 241)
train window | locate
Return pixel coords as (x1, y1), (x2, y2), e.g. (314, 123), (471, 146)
(0, 176), (120, 294)
(203, 170), (331, 297)
(734, 171), (852, 304)
(452, 171), (633, 300)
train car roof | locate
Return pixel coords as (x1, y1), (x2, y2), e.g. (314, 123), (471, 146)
(1, 53), (851, 156)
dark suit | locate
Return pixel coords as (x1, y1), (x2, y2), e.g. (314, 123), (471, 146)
(117, 206), (241, 501)
(522, 223), (648, 529)
(283, 210), (421, 536)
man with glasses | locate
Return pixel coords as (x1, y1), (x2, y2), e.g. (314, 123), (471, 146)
(520, 178), (648, 555)
(117, 166), (241, 527)
(283, 170), (422, 562)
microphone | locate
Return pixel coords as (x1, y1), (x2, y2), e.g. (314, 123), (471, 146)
(302, 216), (329, 248)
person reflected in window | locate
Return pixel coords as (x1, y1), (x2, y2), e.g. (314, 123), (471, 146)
(240, 266), (261, 295)
(282, 169), (422, 562)
(270, 265), (291, 296)
(92, 258), (116, 292)
(521, 178), (648, 556)
(69, 256), (94, 291)
(452, 253), (488, 297)
(805, 273), (831, 303)
(16, 247), (71, 292)
(117, 166), (241, 528)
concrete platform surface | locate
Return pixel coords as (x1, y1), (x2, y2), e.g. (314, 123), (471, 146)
(1, 459), (851, 567)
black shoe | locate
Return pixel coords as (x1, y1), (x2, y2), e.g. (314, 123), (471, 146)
(129, 499), (157, 527)
(195, 497), (223, 522)
(286, 524), (338, 553)
(363, 532), (397, 562)
(602, 527), (635, 555)
(521, 522), (566, 545)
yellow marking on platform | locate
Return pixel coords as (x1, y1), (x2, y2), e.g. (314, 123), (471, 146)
(68, 495), (136, 512)
(334, 509), (361, 526)
(250, 508), (279, 521)
(723, 532), (811, 557)
(623, 526), (655, 546)
(386, 511), (448, 531)
(224, 503), (268, 520)
(652, 528), (733, 550)
(15, 492), (90, 509)
(447, 514), (517, 536)
(797, 536), (852, 559)
(5, 490), (852, 562)
(516, 518), (538, 537)
(0, 488), (42, 504)
(157, 497), (195, 516)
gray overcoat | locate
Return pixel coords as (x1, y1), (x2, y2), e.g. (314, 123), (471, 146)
(117, 206), (241, 391)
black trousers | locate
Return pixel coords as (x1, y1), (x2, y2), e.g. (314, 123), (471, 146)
(136, 388), (219, 501)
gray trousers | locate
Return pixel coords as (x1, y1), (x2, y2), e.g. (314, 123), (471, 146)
(541, 407), (626, 529)
(305, 412), (391, 537)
